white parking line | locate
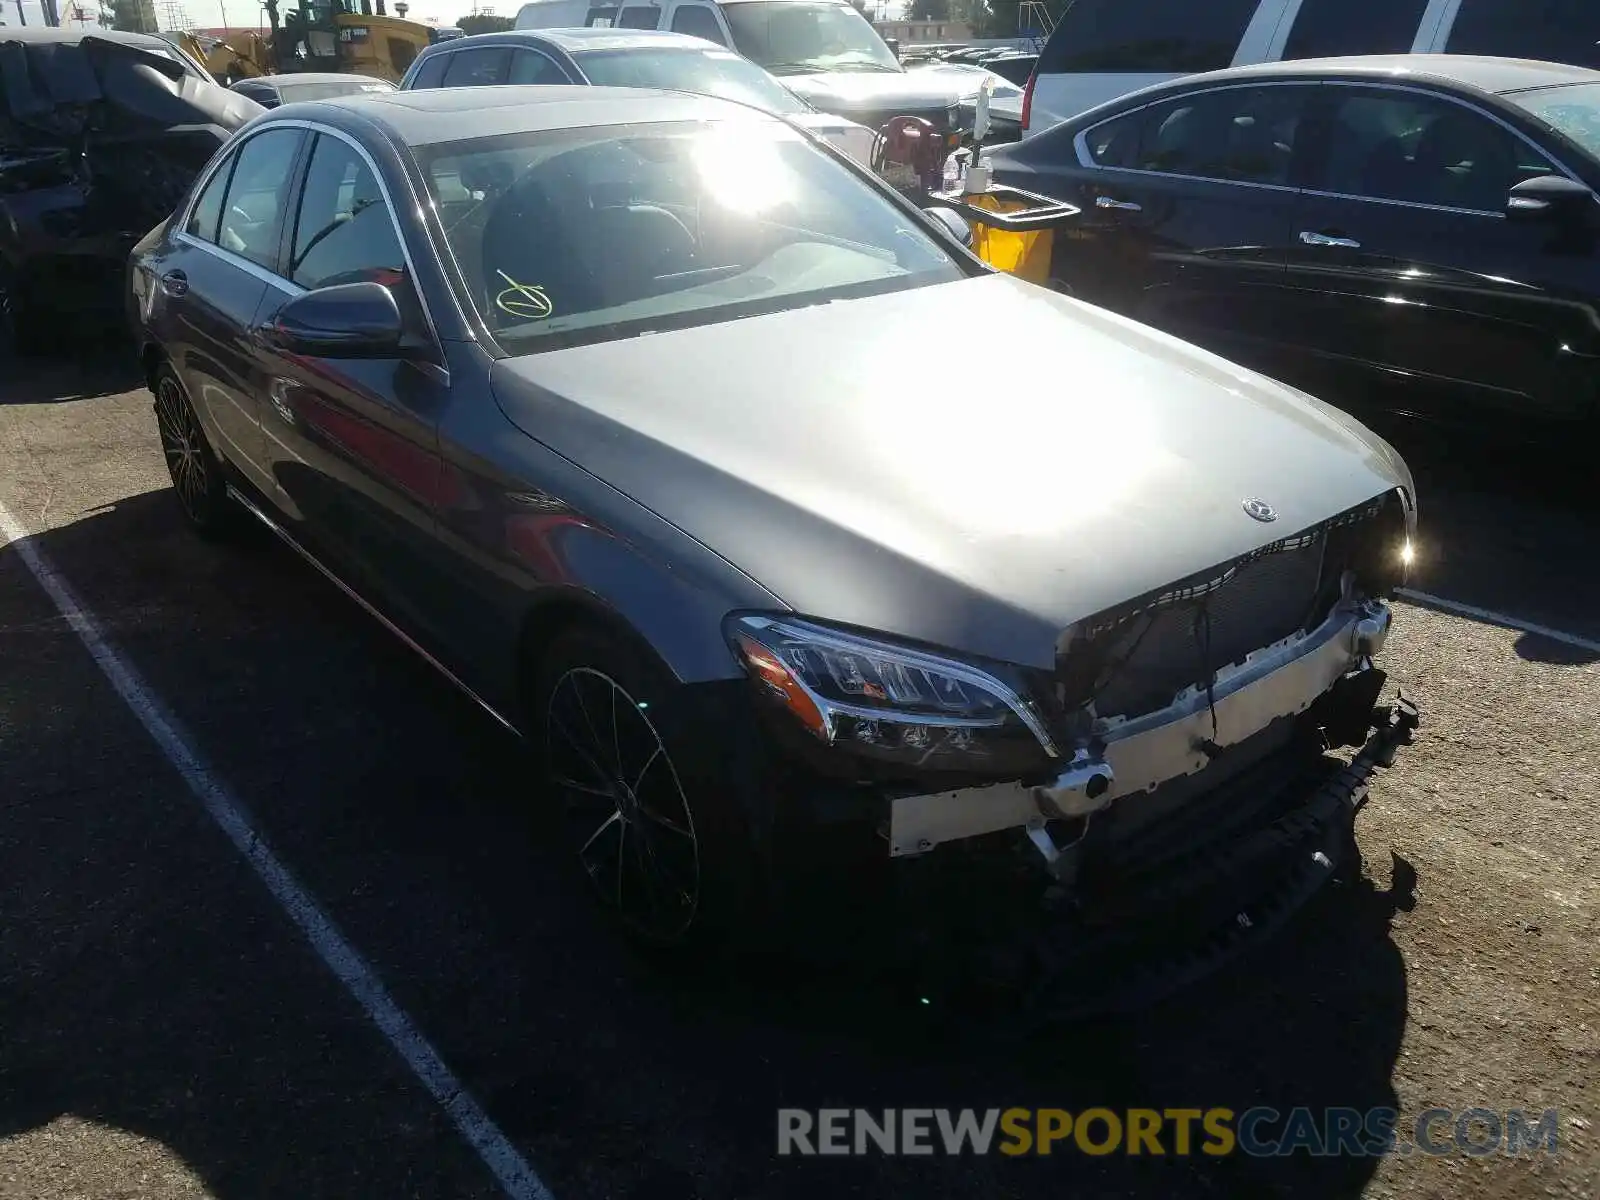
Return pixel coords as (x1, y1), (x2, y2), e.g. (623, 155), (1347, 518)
(0, 500), (555, 1200)
(1398, 588), (1600, 656)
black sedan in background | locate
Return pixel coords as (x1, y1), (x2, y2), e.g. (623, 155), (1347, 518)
(989, 55), (1600, 436)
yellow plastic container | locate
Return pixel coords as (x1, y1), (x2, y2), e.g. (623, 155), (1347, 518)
(966, 191), (1056, 285)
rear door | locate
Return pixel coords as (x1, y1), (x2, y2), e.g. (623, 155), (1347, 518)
(161, 126), (307, 492)
(1006, 82), (1312, 367)
(1277, 84), (1598, 422)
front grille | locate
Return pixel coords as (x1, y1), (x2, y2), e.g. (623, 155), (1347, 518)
(1061, 493), (1401, 720)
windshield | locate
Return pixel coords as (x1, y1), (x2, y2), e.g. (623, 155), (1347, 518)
(720, 1), (901, 75)
(420, 119), (962, 354)
(575, 46), (811, 114)
(1509, 82), (1600, 160)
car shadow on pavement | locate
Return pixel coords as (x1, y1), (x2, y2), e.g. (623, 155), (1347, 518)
(0, 486), (1417, 1200)
(0, 351), (143, 406)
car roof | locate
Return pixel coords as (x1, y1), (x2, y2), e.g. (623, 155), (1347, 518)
(1161, 54), (1600, 97)
(428, 28), (722, 54)
(0, 27), (173, 49)
(290, 83), (775, 144)
(245, 72), (393, 87)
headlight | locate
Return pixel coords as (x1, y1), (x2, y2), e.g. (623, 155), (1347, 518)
(727, 614), (1056, 771)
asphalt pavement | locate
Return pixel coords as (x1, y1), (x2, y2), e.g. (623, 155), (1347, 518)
(1, 351), (1595, 1200)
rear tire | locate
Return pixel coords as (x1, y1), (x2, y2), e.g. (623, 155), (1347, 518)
(529, 626), (755, 955)
(152, 361), (237, 537)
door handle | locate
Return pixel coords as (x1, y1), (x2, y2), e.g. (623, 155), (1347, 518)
(1095, 195), (1142, 212)
(159, 269), (189, 297)
(1300, 231), (1361, 249)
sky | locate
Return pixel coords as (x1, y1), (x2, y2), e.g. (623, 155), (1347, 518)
(1, 0), (904, 34)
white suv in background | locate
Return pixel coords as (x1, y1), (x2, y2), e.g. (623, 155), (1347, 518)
(1022, 0), (1600, 132)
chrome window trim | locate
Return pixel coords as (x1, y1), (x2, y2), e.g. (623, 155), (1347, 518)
(174, 229), (308, 293)
(1072, 77), (1585, 206)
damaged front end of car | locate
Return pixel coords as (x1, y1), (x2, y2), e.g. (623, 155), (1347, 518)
(729, 487), (1420, 1015)
(0, 32), (260, 348)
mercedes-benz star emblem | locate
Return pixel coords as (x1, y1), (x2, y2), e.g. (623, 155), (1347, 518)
(1242, 497), (1278, 523)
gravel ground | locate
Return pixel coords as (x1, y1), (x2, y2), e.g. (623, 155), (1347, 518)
(0, 352), (1595, 1200)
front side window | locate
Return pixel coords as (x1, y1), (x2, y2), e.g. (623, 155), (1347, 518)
(1508, 82), (1600, 161)
(419, 119), (964, 354)
(720, 1), (900, 75)
(1317, 90), (1556, 212)
(1085, 85), (1307, 186)
(217, 128), (305, 269)
(670, 5), (728, 44)
(1447, 0), (1600, 70)
(288, 134), (407, 291)
(1282, 0), (1430, 60)
(575, 47), (810, 114)
(441, 46), (512, 86)
(1036, 0), (1258, 75)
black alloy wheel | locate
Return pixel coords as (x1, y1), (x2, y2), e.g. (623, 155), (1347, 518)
(153, 364), (234, 535)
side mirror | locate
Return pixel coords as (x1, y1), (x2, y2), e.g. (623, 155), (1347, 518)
(923, 205), (973, 248)
(1507, 175), (1595, 225)
(259, 281), (404, 358)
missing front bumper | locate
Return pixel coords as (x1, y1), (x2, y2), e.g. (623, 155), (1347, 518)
(888, 601), (1396, 860)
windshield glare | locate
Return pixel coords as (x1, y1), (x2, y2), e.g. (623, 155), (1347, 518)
(576, 47), (811, 114)
(421, 119), (961, 354)
(720, 1), (901, 75)
(1511, 82), (1600, 160)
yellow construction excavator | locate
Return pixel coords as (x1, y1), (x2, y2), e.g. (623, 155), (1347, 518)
(170, 0), (433, 86)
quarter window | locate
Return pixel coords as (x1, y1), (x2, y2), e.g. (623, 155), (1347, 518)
(288, 134), (406, 291)
(1317, 91), (1557, 212)
(1282, 0), (1429, 60)
(185, 156), (233, 243)
(1085, 86), (1307, 186)
(1036, 0), (1258, 75)
(1447, 0), (1600, 70)
(408, 52), (449, 88)
(509, 49), (569, 83)
(217, 128), (304, 270)
(441, 46), (511, 86)
(670, 4), (726, 43)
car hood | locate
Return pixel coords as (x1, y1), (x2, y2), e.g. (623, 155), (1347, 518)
(781, 68), (965, 116)
(489, 274), (1411, 670)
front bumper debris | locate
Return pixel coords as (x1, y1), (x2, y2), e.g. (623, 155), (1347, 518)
(888, 599), (1393, 859)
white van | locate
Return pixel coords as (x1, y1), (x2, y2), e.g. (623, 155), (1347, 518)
(1023, 0), (1600, 133)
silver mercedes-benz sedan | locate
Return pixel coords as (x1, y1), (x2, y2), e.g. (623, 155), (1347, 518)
(130, 86), (1418, 991)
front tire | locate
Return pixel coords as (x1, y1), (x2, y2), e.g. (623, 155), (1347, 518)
(152, 362), (236, 537)
(531, 627), (752, 952)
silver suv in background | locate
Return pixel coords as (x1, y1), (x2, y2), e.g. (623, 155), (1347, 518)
(1023, 0), (1600, 133)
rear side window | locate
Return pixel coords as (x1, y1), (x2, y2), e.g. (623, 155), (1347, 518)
(441, 46), (512, 86)
(616, 4), (662, 28)
(408, 51), (450, 88)
(1282, 0), (1430, 59)
(670, 3), (727, 43)
(1446, 0), (1600, 69)
(1084, 85), (1307, 186)
(1037, 0), (1259, 75)
(217, 128), (305, 269)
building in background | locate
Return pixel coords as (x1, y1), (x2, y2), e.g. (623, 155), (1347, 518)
(874, 17), (971, 45)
